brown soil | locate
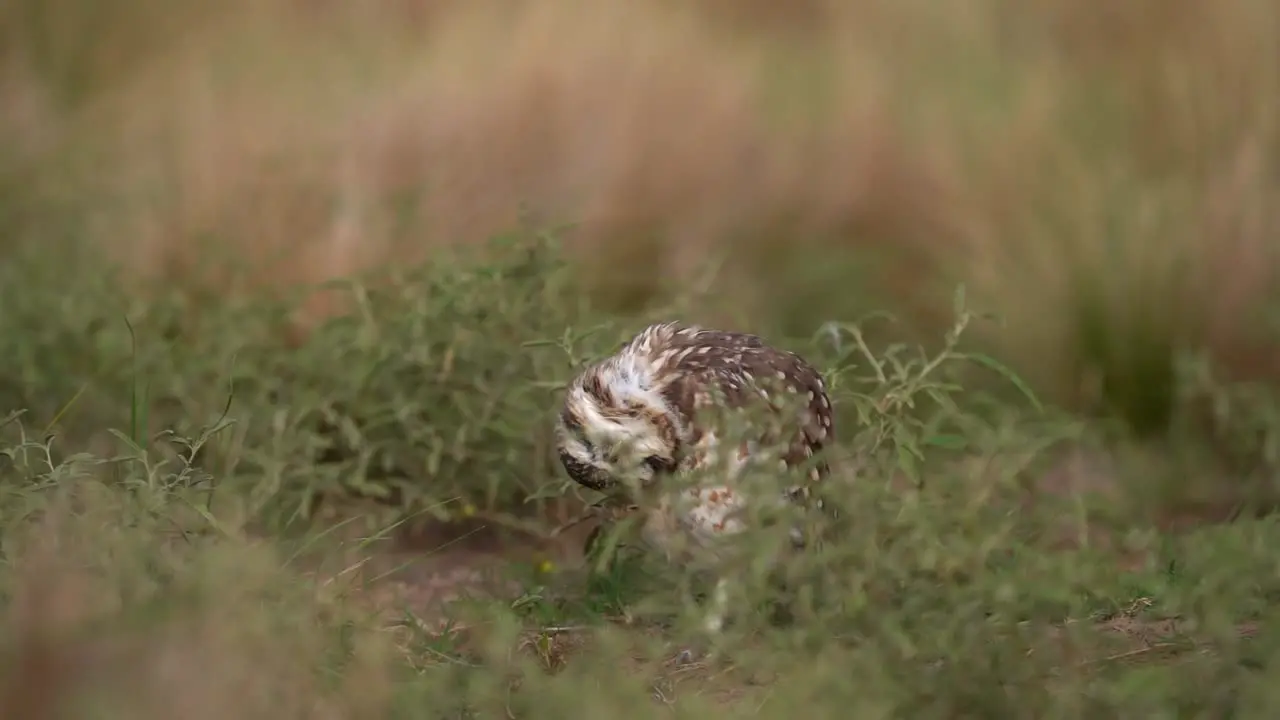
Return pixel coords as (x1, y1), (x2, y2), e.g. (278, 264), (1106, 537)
(300, 501), (604, 629)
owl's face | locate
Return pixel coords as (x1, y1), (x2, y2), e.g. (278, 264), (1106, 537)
(556, 362), (681, 496)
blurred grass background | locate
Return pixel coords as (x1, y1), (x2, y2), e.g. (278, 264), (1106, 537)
(6, 0), (1280, 410)
(4, 0), (1280, 716)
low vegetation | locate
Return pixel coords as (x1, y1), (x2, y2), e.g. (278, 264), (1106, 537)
(3, 0), (1280, 717)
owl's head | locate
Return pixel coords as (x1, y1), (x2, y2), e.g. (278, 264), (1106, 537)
(555, 354), (682, 496)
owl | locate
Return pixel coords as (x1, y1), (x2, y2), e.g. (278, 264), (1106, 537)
(555, 321), (835, 650)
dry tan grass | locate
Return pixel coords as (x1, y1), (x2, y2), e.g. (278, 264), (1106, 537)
(4, 0), (1280, 398)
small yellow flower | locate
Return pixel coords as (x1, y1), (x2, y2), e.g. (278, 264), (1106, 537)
(461, 503), (476, 518)
(537, 559), (555, 575)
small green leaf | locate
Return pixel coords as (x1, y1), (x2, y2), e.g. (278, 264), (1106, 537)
(924, 434), (968, 450)
(897, 445), (919, 484)
(963, 352), (1043, 412)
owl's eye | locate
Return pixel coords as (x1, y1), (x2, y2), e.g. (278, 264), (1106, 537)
(643, 456), (674, 475)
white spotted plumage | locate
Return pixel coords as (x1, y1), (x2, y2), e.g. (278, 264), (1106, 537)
(555, 321), (835, 648)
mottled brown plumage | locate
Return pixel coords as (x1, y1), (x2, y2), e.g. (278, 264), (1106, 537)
(646, 325), (833, 483)
(554, 321), (836, 650)
(557, 322), (833, 498)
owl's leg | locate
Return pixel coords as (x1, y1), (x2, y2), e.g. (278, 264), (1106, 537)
(676, 575), (735, 665)
(703, 576), (732, 634)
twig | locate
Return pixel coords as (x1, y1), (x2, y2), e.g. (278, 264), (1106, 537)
(540, 625), (591, 635)
(549, 498), (641, 537)
(1078, 642), (1185, 668)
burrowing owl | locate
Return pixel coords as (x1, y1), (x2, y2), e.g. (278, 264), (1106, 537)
(555, 321), (835, 645)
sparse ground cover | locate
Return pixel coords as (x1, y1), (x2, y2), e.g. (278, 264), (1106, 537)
(4, 235), (1280, 718)
(4, 0), (1280, 717)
